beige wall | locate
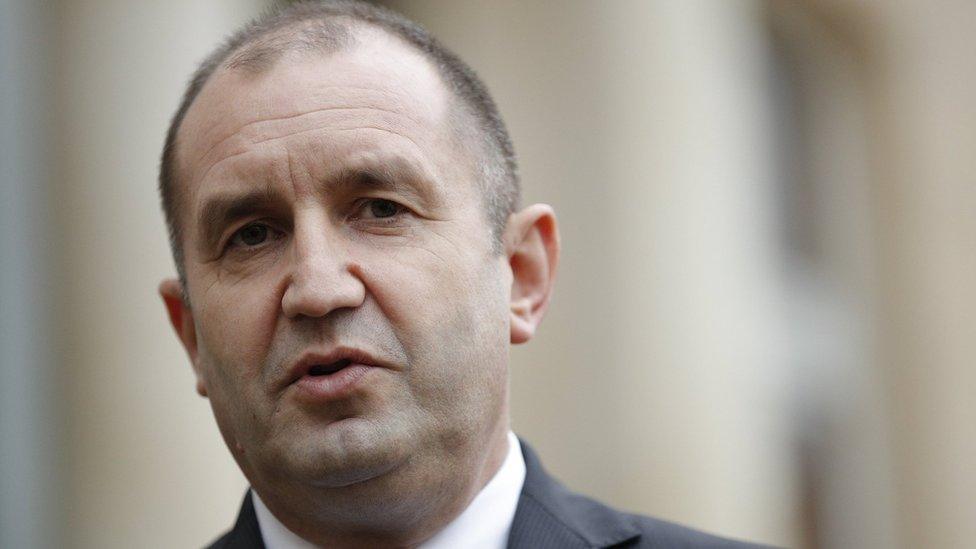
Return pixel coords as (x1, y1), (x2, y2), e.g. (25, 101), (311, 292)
(851, 3), (976, 547)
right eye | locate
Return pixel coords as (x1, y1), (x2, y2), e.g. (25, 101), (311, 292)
(229, 222), (273, 248)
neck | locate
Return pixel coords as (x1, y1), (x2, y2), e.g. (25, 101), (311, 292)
(255, 422), (511, 548)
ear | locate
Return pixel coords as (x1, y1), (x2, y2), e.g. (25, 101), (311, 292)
(503, 204), (560, 345)
(159, 278), (208, 397)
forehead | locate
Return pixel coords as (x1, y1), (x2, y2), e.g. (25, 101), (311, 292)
(176, 30), (458, 207)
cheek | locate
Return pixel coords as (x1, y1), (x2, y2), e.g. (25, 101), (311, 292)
(194, 272), (282, 392)
(365, 245), (510, 400)
(193, 276), (284, 454)
(370, 244), (504, 340)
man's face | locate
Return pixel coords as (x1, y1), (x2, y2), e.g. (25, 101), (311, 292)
(169, 34), (515, 504)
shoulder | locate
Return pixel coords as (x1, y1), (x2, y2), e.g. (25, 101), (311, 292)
(511, 438), (777, 549)
(623, 513), (774, 548)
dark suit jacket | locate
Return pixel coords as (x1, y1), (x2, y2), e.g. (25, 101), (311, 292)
(209, 439), (772, 548)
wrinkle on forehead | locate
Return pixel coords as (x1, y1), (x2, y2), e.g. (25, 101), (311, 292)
(194, 108), (432, 191)
(196, 98), (422, 174)
(176, 35), (454, 205)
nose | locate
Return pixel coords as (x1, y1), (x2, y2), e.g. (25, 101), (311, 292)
(281, 225), (366, 319)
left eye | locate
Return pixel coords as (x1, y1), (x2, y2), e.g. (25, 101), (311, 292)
(364, 199), (403, 218)
(229, 223), (273, 248)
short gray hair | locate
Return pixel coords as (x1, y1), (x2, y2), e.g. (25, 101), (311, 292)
(159, 0), (520, 285)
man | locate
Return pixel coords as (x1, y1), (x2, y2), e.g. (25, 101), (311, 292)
(158, 1), (768, 547)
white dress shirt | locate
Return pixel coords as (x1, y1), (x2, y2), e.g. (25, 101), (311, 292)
(253, 431), (526, 549)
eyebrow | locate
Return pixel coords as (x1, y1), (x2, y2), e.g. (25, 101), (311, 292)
(193, 159), (435, 254)
(332, 162), (428, 202)
(196, 184), (283, 254)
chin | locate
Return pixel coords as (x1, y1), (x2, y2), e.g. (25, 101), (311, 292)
(269, 416), (414, 489)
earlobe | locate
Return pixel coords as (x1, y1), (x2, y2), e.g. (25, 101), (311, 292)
(504, 204), (560, 345)
(159, 278), (208, 397)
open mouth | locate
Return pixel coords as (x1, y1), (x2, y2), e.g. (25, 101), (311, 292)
(290, 352), (377, 400)
(307, 358), (353, 377)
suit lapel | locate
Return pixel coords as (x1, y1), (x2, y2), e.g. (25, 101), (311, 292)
(210, 491), (266, 549)
(507, 439), (641, 549)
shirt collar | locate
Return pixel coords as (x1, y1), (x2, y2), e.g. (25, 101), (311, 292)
(253, 431), (527, 549)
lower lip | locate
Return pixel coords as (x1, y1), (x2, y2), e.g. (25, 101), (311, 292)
(293, 364), (374, 401)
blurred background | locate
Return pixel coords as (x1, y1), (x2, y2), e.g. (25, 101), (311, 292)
(2, 0), (974, 547)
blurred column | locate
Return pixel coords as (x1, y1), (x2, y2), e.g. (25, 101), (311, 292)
(860, 3), (976, 548)
(599, 2), (795, 545)
(0, 1), (60, 548)
(55, 1), (265, 547)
